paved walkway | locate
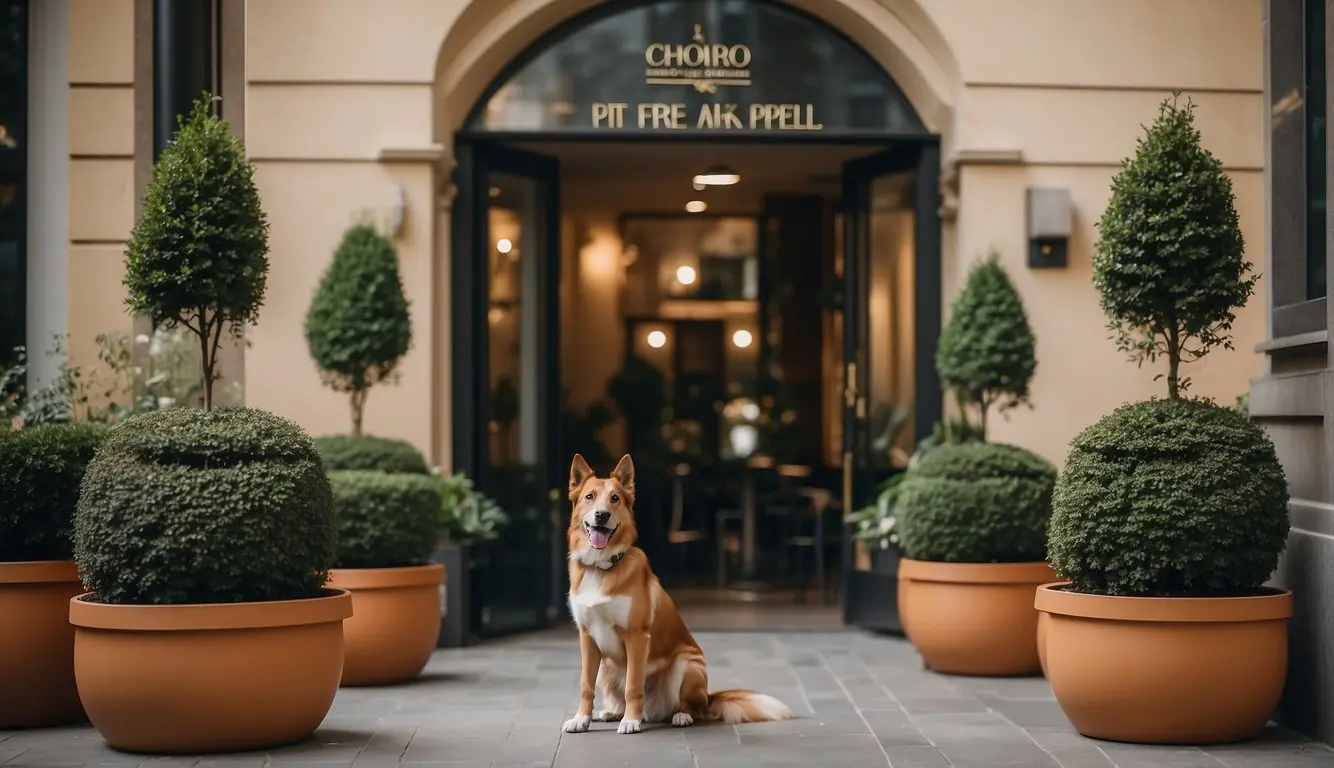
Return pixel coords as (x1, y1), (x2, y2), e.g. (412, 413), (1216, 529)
(3, 627), (1333, 767)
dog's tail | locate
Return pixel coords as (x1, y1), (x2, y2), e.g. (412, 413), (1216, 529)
(704, 689), (796, 724)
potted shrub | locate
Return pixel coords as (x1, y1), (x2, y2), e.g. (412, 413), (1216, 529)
(894, 253), (1056, 677)
(896, 443), (1056, 676)
(72, 409), (348, 753)
(0, 422), (109, 727)
(68, 94), (351, 754)
(326, 470), (444, 686)
(305, 222), (412, 436)
(1037, 96), (1290, 745)
(433, 470), (508, 648)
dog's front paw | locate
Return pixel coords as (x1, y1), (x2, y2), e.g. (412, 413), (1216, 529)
(671, 712), (694, 727)
(593, 709), (623, 722)
(616, 718), (643, 735)
(562, 714), (592, 734)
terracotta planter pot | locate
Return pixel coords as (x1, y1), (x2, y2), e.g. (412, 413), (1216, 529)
(898, 559), (1054, 676)
(328, 563), (444, 686)
(70, 589), (352, 754)
(0, 561), (87, 728)
(1037, 608), (1051, 677)
(1035, 584), (1292, 745)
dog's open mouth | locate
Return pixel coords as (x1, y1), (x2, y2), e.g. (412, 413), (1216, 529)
(585, 523), (616, 550)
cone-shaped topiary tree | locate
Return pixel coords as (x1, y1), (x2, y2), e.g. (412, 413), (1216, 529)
(304, 222), (412, 435)
(934, 251), (1037, 440)
(1093, 94), (1255, 399)
(124, 94), (270, 410)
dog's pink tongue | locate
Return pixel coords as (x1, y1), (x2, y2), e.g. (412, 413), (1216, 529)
(589, 528), (611, 550)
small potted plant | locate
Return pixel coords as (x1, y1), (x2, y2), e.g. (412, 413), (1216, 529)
(69, 94), (351, 754)
(433, 470), (508, 647)
(327, 469), (443, 686)
(1037, 96), (1290, 745)
(305, 222), (412, 436)
(0, 421), (109, 727)
(894, 253), (1056, 677)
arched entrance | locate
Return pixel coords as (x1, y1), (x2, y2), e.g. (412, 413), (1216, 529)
(446, 0), (945, 638)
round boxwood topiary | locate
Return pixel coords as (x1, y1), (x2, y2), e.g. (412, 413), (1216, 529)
(314, 434), (429, 475)
(74, 408), (336, 605)
(329, 470), (441, 569)
(0, 421), (112, 562)
(1048, 398), (1289, 597)
(896, 441), (1057, 563)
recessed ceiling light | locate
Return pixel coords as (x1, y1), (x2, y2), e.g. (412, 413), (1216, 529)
(693, 165), (740, 187)
(685, 200), (708, 213)
(647, 330), (667, 349)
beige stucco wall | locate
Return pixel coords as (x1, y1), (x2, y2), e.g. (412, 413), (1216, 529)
(66, 0), (136, 374)
(70, 0), (1262, 469)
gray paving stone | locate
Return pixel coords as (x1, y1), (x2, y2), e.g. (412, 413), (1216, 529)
(4, 629), (1334, 767)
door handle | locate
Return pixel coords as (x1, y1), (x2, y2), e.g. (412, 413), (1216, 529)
(843, 362), (858, 407)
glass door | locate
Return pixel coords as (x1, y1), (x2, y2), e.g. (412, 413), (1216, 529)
(839, 144), (941, 630)
(451, 140), (562, 638)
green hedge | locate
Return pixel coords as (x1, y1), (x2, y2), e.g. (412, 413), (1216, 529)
(75, 408), (336, 604)
(1049, 398), (1289, 596)
(0, 422), (112, 562)
(314, 434), (429, 475)
(896, 441), (1056, 563)
(329, 470), (441, 569)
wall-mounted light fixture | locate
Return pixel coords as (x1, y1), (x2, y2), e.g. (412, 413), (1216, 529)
(675, 265), (697, 286)
(387, 181), (407, 238)
(1026, 187), (1073, 268)
(647, 330), (668, 349)
(496, 238), (513, 255)
(731, 329), (753, 349)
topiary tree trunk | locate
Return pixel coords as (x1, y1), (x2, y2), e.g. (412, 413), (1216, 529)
(934, 251), (1037, 441)
(304, 222), (413, 434)
(124, 95), (270, 411)
(1093, 94), (1256, 399)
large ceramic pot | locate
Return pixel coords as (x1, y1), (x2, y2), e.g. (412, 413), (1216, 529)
(0, 561), (87, 727)
(70, 589), (352, 754)
(898, 559), (1054, 676)
(328, 563), (444, 686)
(1035, 584), (1292, 744)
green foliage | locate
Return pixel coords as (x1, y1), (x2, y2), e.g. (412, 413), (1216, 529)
(935, 252), (1037, 439)
(0, 422), (112, 561)
(1093, 95), (1255, 399)
(1048, 398), (1289, 596)
(329, 470), (441, 569)
(74, 408), (336, 605)
(304, 223), (412, 435)
(850, 473), (908, 550)
(124, 95), (269, 410)
(313, 434), (430, 475)
(436, 471), (509, 546)
(4, 331), (242, 428)
(896, 442), (1056, 563)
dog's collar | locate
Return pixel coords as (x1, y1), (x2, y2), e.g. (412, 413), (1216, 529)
(595, 551), (625, 570)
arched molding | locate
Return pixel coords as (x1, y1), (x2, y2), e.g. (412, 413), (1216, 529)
(432, 0), (960, 145)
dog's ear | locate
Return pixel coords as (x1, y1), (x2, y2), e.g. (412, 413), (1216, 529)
(611, 454), (635, 496)
(569, 454), (594, 497)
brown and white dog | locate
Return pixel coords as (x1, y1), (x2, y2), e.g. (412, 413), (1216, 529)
(561, 453), (796, 735)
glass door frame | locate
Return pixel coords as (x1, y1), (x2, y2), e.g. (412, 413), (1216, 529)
(450, 137), (564, 637)
(839, 140), (942, 629)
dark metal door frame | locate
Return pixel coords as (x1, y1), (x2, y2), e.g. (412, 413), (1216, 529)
(450, 137), (563, 637)
(839, 141), (942, 629)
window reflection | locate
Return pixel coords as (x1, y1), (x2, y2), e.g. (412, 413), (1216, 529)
(1305, 0), (1326, 300)
(0, 0), (25, 367)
